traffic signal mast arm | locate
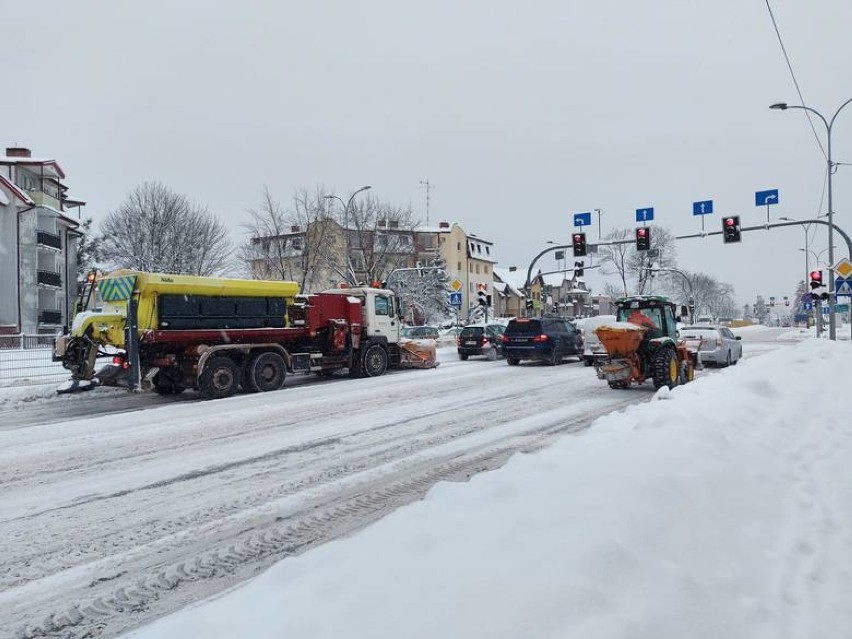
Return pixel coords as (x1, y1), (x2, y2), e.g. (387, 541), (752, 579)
(523, 218), (852, 301)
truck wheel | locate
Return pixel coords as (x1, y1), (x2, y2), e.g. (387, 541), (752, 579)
(651, 348), (679, 390)
(362, 344), (388, 377)
(458, 353), (469, 361)
(199, 356), (240, 400)
(153, 371), (185, 395)
(584, 357), (593, 367)
(247, 352), (286, 392)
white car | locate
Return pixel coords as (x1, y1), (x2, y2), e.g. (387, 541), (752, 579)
(679, 325), (743, 367)
(580, 315), (617, 366)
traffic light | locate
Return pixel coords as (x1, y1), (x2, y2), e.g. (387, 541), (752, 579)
(809, 270), (823, 290)
(525, 299), (534, 311)
(723, 216), (741, 243)
(635, 227), (651, 251)
(574, 260), (584, 277)
(478, 290), (488, 306)
(572, 232), (587, 257)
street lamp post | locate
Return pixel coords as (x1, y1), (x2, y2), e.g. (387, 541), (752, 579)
(324, 185), (372, 285)
(771, 98), (852, 340)
(594, 208), (603, 240)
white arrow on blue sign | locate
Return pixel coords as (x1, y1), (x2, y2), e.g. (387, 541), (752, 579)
(692, 200), (713, 216)
(755, 189), (779, 206)
(636, 207), (654, 222)
(573, 212), (592, 227)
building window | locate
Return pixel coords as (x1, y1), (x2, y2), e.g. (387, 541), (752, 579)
(457, 241), (461, 251)
(484, 265), (489, 274)
(486, 246), (490, 256)
(469, 263), (473, 272)
(476, 264), (480, 274)
(457, 262), (461, 271)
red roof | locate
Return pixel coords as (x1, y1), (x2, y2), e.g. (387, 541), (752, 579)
(0, 174), (34, 205)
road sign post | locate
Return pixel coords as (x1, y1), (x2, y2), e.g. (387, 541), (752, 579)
(692, 199), (713, 233)
(755, 188), (779, 225)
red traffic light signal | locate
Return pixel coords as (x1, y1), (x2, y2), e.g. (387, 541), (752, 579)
(809, 270), (823, 289)
(722, 216), (742, 243)
(572, 232), (587, 257)
(635, 227), (651, 251)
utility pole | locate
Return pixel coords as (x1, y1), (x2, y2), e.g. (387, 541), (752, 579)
(420, 179), (434, 226)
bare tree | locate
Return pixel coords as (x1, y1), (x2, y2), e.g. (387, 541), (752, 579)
(598, 228), (632, 296)
(240, 186), (336, 291)
(323, 195), (418, 285)
(599, 227), (677, 295)
(665, 270), (737, 319)
(628, 227), (677, 294)
(100, 182), (230, 276)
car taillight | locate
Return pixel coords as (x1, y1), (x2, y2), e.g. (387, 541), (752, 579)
(501, 335), (509, 344)
(456, 337), (461, 346)
(532, 334), (549, 343)
(480, 337), (489, 346)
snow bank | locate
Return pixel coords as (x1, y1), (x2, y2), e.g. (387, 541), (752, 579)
(126, 339), (852, 639)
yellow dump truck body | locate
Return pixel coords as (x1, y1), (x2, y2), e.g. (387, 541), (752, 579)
(73, 270), (301, 348)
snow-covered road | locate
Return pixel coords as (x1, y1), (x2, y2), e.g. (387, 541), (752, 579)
(1, 337), (785, 638)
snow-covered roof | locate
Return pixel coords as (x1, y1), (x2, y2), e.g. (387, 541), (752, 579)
(0, 156), (66, 179)
(0, 174), (34, 206)
(36, 204), (80, 228)
(492, 268), (527, 297)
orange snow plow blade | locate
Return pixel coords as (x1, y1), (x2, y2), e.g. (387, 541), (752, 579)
(398, 339), (439, 369)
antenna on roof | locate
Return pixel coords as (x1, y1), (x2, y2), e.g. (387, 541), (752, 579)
(419, 178), (434, 226)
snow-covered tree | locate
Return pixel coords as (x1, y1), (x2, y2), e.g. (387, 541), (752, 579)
(753, 295), (768, 324)
(385, 250), (452, 325)
(100, 182), (230, 276)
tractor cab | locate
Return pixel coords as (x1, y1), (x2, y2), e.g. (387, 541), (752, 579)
(615, 296), (678, 340)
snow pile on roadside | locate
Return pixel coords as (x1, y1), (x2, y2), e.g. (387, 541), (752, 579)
(126, 339), (852, 639)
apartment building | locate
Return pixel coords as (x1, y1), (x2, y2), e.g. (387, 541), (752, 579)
(0, 147), (84, 334)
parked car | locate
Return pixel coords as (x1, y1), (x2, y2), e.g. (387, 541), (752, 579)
(579, 314), (617, 366)
(457, 324), (506, 360)
(678, 325), (742, 367)
(500, 317), (583, 366)
(437, 326), (463, 346)
(402, 325), (440, 340)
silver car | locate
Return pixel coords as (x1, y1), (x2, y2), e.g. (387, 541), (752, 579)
(679, 325), (743, 367)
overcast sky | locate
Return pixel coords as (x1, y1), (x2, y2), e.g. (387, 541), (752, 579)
(3, 0), (852, 307)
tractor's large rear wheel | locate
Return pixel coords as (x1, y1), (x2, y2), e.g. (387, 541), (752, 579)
(651, 348), (679, 390)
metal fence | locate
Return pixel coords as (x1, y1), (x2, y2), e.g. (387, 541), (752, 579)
(0, 334), (68, 386)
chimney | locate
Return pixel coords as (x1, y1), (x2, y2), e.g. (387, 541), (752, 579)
(438, 221), (450, 229)
(6, 147), (31, 158)
(290, 225), (301, 233)
(389, 220), (399, 229)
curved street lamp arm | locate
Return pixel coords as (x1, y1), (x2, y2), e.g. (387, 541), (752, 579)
(829, 97), (852, 130)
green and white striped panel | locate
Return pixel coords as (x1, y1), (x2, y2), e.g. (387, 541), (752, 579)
(99, 275), (136, 302)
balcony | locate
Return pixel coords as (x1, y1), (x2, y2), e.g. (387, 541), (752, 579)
(38, 310), (63, 325)
(36, 230), (62, 250)
(37, 270), (62, 288)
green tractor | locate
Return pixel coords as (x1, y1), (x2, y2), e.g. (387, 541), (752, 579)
(594, 295), (698, 390)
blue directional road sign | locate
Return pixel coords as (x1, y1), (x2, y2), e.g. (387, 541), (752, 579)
(573, 212), (592, 227)
(755, 189), (779, 206)
(636, 207), (654, 223)
(803, 301), (814, 311)
(692, 200), (713, 216)
(835, 277), (852, 297)
(448, 292), (463, 306)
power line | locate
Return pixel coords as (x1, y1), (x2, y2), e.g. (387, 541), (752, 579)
(764, 0), (827, 159)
